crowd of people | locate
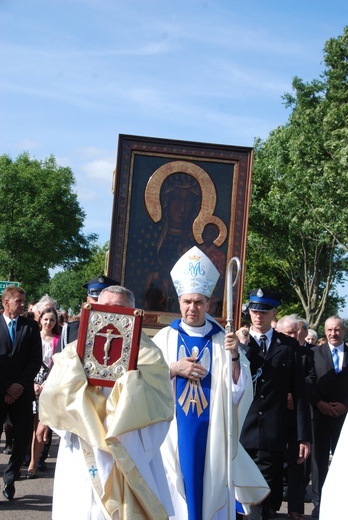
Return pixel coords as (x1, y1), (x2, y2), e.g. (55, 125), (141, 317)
(238, 304), (348, 520)
(0, 277), (121, 481)
(0, 291), (68, 484)
(0, 252), (347, 520)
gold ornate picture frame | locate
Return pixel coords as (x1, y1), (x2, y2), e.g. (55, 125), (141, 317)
(107, 134), (253, 330)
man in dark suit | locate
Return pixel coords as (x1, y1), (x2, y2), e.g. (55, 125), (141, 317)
(237, 289), (312, 520)
(274, 315), (316, 520)
(0, 285), (42, 500)
(309, 315), (348, 518)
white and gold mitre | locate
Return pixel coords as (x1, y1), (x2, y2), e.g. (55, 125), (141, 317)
(170, 246), (219, 298)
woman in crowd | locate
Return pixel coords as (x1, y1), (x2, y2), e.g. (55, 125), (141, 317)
(26, 307), (60, 479)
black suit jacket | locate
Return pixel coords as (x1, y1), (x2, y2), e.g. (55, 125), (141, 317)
(300, 344), (317, 388)
(240, 330), (312, 451)
(309, 342), (348, 420)
(0, 314), (42, 400)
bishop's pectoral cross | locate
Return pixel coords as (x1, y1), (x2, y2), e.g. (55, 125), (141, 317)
(96, 329), (123, 366)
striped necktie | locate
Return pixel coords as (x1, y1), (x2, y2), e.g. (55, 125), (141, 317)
(332, 347), (340, 374)
(9, 320), (16, 345)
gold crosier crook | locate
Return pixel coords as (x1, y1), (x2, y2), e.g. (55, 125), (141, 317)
(144, 160), (228, 247)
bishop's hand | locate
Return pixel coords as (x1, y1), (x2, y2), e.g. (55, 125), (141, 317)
(170, 356), (206, 380)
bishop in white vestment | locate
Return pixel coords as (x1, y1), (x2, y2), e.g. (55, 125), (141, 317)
(152, 247), (269, 520)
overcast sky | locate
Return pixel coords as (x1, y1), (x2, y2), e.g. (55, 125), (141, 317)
(1, 0), (347, 310)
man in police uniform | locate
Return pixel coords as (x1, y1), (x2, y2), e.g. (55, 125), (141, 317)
(237, 289), (312, 520)
(56, 275), (119, 352)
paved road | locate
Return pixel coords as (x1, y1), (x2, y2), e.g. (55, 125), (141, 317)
(0, 434), (315, 519)
(0, 434), (58, 519)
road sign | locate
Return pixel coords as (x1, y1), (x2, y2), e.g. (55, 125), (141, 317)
(0, 281), (20, 295)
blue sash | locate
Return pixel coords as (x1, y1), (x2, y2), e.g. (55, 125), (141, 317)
(171, 320), (219, 520)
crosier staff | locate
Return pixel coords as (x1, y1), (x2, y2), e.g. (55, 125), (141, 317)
(225, 256), (241, 520)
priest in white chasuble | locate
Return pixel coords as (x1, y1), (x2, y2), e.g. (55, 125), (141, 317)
(39, 285), (174, 520)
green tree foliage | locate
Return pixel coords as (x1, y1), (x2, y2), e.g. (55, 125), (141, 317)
(246, 27), (348, 328)
(49, 243), (109, 314)
(0, 152), (97, 299)
(48, 269), (86, 315)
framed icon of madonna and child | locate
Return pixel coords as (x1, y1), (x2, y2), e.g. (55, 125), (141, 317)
(107, 134), (253, 331)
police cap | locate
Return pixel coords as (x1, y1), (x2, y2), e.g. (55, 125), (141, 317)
(82, 275), (120, 299)
(248, 288), (281, 312)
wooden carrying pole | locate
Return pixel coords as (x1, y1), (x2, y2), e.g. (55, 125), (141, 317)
(225, 257), (241, 520)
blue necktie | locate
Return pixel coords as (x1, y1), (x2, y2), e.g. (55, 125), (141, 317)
(9, 320), (16, 345)
(332, 347), (340, 374)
